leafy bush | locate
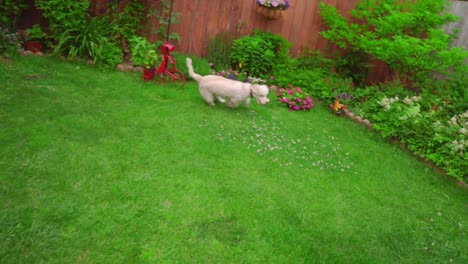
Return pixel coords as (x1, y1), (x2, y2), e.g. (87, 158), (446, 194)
(425, 111), (468, 180)
(36, 0), (89, 35)
(351, 82), (467, 181)
(54, 16), (122, 65)
(25, 24), (47, 41)
(295, 49), (334, 73)
(207, 32), (235, 71)
(319, 0), (467, 86)
(104, 0), (146, 54)
(129, 36), (161, 69)
(272, 65), (352, 101)
(230, 35), (275, 77)
(253, 30), (291, 64)
(230, 31), (291, 78)
(0, 0), (26, 30)
(0, 27), (20, 58)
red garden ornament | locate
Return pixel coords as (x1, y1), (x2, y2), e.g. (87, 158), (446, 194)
(156, 0), (186, 87)
(157, 42), (185, 86)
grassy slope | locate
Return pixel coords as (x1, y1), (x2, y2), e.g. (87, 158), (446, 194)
(0, 56), (466, 263)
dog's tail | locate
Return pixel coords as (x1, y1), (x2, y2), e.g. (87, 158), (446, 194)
(186, 57), (202, 82)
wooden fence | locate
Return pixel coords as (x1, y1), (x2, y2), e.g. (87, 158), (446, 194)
(164, 0), (358, 57)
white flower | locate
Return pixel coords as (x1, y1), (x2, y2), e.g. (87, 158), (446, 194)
(403, 96), (413, 105)
(449, 116), (458, 127)
(460, 127), (468, 136)
(462, 110), (468, 119)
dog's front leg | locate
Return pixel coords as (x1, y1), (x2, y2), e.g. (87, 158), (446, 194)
(243, 98), (251, 107)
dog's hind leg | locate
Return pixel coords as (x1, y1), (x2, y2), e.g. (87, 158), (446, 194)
(226, 99), (241, 108)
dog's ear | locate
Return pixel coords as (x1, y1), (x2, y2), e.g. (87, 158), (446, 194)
(250, 84), (260, 94)
(251, 84), (268, 96)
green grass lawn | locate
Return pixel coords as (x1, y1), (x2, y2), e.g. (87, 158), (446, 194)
(1, 55), (466, 263)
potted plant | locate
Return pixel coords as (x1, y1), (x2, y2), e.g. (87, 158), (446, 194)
(129, 36), (160, 81)
(24, 24), (46, 53)
(256, 0), (290, 20)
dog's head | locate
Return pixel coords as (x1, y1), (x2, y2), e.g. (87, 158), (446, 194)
(250, 84), (270, 105)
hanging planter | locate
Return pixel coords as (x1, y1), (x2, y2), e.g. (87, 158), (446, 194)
(256, 5), (284, 20)
(256, 0), (290, 20)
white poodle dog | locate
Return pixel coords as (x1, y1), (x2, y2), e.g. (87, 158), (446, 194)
(186, 58), (270, 108)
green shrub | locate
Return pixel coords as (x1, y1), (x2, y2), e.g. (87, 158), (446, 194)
(230, 31), (291, 78)
(25, 24), (47, 41)
(319, 0), (467, 86)
(0, 27), (20, 58)
(295, 49), (334, 73)
(253, 30), (291, 64)
(230, 35), (275, 77)
(0, 0), (26, 30)
(36, 0), (89, 35)
(129, 36), (161, 69)
(207, 32), (234, 71)
(352, 82), (467, 181)
(54, 16), (122, 65)
(272, 65), (352, 101)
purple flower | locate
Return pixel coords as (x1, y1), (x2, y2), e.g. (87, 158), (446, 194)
(256, 0), (290, 9)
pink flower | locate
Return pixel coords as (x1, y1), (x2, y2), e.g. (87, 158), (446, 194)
(295, 87), (302, 93)
(287, 89), (293, 95)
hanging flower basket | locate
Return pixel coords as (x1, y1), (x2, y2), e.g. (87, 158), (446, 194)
(255, 0), (290, 20)
(256, 5), (284, 20)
